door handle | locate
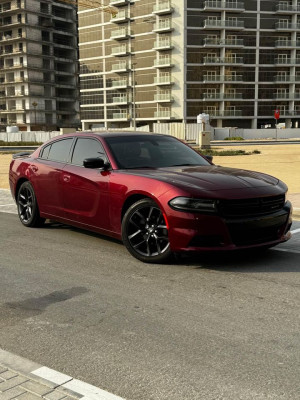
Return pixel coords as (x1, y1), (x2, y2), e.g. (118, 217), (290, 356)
(63, 174), (71, 183)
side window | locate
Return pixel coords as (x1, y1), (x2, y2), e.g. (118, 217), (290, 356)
(71, 138), (107, 166)
(47, 138), (73, 162)
(40, 144), (51, 159)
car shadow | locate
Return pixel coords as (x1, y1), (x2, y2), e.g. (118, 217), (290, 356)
(43, 220), (122, 244)
(43, 221), (299, 273)
(175, 249), (300, 273)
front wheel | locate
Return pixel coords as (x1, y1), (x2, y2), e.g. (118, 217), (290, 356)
(122, 199), (172, 263)
(17, 181), (45, 227)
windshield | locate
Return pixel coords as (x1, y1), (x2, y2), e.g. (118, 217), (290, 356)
(105, 135), (211, 169)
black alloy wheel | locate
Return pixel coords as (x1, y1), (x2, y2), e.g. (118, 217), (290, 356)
(17, 181), (45, 227)
(122, 199), (171, 263)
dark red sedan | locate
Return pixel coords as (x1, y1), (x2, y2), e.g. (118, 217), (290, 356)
(9, 132), (292, 263)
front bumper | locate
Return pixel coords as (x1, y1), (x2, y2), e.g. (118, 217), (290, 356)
(167, 201), (293, 253)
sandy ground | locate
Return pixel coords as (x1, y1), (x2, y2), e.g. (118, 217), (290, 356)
(0, 153), (12, 190)
(1, 144), (300, 196)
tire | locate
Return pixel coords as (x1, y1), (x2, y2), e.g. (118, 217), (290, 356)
(17, 181), (45, 227)
(122, 199), (172, 263)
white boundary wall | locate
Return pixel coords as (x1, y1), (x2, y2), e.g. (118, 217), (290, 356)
(1, 126), (300, 143)
(0, 131), (61, 143)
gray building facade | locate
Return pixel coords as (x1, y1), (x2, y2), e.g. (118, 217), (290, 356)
(0, 0), (79, 131)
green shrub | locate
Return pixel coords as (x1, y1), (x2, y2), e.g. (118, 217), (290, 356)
(0, 141), (43, 146)
(197, 149), (261, 156)
(224, 136), (244, 141)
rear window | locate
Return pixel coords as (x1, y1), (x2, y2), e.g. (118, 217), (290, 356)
(40, 138), (73, 163)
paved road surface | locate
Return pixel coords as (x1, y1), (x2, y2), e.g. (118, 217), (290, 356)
(0, 210), (299, 400)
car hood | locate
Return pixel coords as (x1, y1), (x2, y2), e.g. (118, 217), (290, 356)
(125, 165), (280, 192)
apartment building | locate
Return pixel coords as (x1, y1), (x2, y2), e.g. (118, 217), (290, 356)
(0, 0), (79, 131)
(79, 0), (300, 130)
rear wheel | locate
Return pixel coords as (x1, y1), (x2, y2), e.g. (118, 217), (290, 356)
(122, 199), (172, 263)
(17, 181), (45, 227)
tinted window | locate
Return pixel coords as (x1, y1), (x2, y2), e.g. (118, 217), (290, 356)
(106, 135), (210, 169)
(71, 138), (107, 166)
(40, 144), (51, 159)
(47, 138), (73, 162)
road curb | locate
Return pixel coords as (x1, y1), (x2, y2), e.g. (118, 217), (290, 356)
(0, 349), (125, 400)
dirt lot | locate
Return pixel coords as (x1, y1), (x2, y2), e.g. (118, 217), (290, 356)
(1, 143), (300, 196)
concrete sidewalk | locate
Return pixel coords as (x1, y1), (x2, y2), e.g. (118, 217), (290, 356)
(0, 349), (124, 400)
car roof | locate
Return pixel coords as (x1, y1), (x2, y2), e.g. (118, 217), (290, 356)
(79, 131), (166, 138)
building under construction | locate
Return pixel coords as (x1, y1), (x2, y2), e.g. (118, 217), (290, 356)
(79, 0), (300, 130)
(0, 0), (79, 131)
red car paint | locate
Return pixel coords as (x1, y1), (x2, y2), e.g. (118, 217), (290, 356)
(9, 132), (292, 256)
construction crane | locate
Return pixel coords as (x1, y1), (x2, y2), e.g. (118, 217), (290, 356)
(58, 0), (118, 16)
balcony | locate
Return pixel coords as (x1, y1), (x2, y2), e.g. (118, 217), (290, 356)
(223, 92), (243, 100)
(222, 109), (242, 117)
(154, 38), (173, 50)
(111, 9), (129, 23)
(274, 92), (293, 100)
(203, 1), (245, 12)
(275, 58), (300, 65)
(275, 40), (300, 48)
(112, 111), (129, 120)
(203, 92), (243, 100)
(110, 0), (129, 6)
(154, 110), (172, 119)
(275, 22), (300, 30)
(153, 19), (173, 33)
(111, 61), (128, 72)
(110, 27), (130, 40)
(203, 19), (245, 30)
(203, 37), (244, 47)
(154, 56), (174, 68)
(111, 79), (128, 88)
(111, 44), (129, 56)
(203, 56), (243, 64)
(274, 75), (293, 82)
(275, 4), (300, 13)
(154, 74), (174, 85)
(153, 1), (174, 15)
(112, 94), (128, 104)
(154, 92), (174, 102)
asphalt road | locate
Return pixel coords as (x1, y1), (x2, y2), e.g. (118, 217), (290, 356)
(0, 213), (299, 400)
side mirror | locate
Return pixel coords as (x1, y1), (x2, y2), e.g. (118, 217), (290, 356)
(83, 157), (106, 169)
(204, 155), (213, 163)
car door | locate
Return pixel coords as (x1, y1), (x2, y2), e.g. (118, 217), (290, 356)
(61, 137), (111, 231)
(31, 137), (74, 217)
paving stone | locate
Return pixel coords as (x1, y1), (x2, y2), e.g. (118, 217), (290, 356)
(43, 391), (67, 400)
(20, 381), (53, 397)
(61, 397), (78, 400)
(0, 386), (26, 399)
(0, 366), (8, 374)
(13, 393), (41, 400)
(0, 376), (29, 392)
(0, 370), (18, 380)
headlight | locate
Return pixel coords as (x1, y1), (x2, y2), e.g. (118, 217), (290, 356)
(169, 197), (217, 213)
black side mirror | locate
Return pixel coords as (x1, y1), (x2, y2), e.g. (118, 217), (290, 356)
(204, 155), (213, 163)
(83, 157), (107, 169)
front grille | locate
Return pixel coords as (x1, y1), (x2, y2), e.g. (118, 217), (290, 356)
(227, 213), (288, 246)
(218, 194), (285, 218)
